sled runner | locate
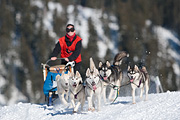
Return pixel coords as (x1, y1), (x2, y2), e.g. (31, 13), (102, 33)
(41, 58), (75, 106)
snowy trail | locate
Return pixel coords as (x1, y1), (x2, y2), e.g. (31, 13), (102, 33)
(0, 91), (180, 120)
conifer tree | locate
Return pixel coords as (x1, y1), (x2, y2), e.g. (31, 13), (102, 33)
(0, 0), (14, 56)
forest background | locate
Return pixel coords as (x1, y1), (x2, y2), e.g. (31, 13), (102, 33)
(0, 0), (179, 105)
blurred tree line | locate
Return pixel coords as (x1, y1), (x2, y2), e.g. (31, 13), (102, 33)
(0, 0), (179, 104)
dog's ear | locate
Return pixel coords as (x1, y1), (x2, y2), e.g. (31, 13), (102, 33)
(141, 66), (147, 73)
(76, 71), (81, 78)
(79, 78), (83, 84)
(86, 68), (90, 77)
(69, 71), (74, 77)
(90, 57), (96, 70)
(75, 71), (83, 83)
(55, 74), (61, 81)
(128, 66), (130, 70)
(134, 65), (139, 70)
(106, 61), (111, 67)
(99, 62), (102, 68)
(94, 68), (99, 76)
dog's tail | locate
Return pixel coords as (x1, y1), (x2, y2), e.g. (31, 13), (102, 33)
(90, 57), (96, 71)
(113, 51), (129, 66)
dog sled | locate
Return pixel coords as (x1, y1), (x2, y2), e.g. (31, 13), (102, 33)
(41, 58), (75, 106)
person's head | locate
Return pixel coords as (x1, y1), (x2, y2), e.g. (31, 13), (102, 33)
(66, 24), (75, 36)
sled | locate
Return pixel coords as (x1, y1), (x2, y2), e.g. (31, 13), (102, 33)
(41, 58), (75, 106)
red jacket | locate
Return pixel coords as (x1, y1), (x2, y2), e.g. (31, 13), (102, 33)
(59, 36), (82, 63)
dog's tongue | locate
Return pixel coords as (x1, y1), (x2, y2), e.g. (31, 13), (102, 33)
(93, 85), (97, 90)
(103, 77), (107, 80)
(130, 79), (134, 83)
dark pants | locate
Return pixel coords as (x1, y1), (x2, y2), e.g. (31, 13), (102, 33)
(74, 62), (81, 73)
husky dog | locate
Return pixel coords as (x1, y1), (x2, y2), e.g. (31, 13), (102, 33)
(85, 58), (103, 111)
(56, 71), (70, 106)
(127, 65), (150, 104)
(69, 71), (85, 113)
(98, 51), (128, 102)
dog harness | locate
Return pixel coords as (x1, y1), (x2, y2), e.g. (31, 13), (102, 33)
(70, 84), (84, 99)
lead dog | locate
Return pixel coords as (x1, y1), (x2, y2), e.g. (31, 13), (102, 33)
(56, 71), (70, 106)
(98, 51), (128, 102)
(127, 65), (150, 104)
(69, 71), (85, 113)
(85, 58), (103, 111)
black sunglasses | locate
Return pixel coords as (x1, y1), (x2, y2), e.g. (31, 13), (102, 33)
(66, 28), (75, 32)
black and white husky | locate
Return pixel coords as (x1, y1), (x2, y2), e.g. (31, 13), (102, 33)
(98, 51), (129, 102)
(69, 71), (85, 113)
(85, 58), (103, 111)
(127, 65), (150, 104)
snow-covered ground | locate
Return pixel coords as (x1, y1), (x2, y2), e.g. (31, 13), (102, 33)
(0, 91), (180, 120)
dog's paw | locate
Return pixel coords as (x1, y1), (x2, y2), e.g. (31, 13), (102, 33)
(132, 102), (136, 104)
(109, 99), (115, 103)
(144, 99), (148, 101)
(88, 108), (95, 112)
(88, 108), (92, 111)
(91, 108), (95, 112)
(63, 102), (69, 107)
